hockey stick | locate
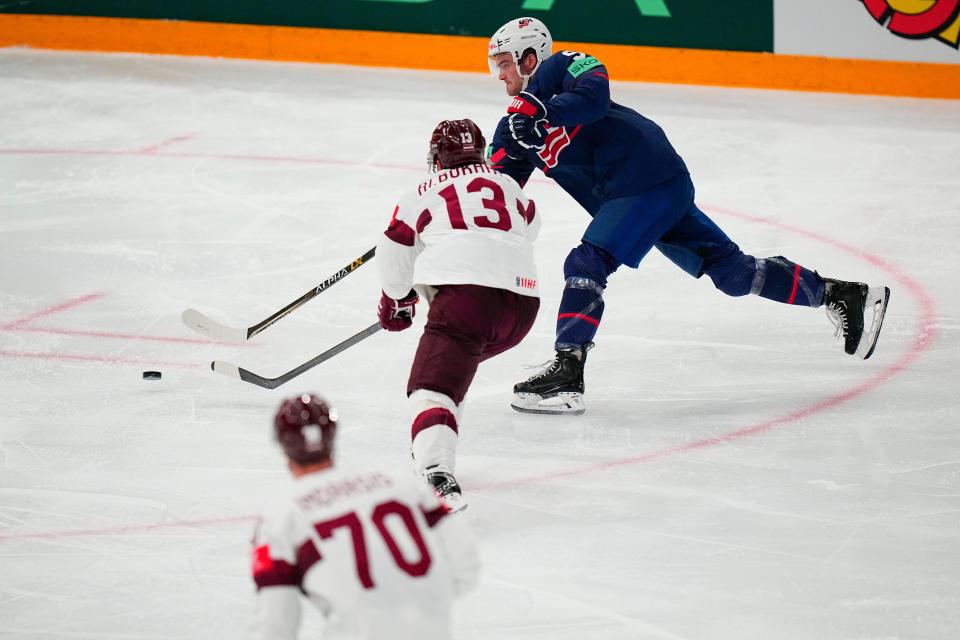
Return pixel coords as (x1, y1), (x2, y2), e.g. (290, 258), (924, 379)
(211, 322), (383, 389)
(182, 247), (376, 343)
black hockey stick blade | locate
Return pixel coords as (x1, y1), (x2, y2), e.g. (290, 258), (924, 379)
(211, 322), (383, 389)
(182, 246), (376, 343)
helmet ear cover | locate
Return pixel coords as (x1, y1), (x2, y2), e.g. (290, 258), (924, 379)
(428, 119), (486, 172)
(518, 47), (539, 70)
(273, 394), (338, 465)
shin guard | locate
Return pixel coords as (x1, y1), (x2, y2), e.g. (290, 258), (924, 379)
(704, 243), (825, 308)
(556, 243), (617, 350)
(556, 277), (604, 350)
(752, 257), (825, 307)
(409, 389), (460, 474)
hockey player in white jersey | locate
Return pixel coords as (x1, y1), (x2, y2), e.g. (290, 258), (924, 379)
(376, 119), (541, 512)
(252, 393), (480, 640)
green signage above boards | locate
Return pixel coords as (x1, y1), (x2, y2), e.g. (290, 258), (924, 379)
(3, 0), (773, 52)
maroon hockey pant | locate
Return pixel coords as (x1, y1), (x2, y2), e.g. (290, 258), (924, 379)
(407, 285), (540, 404)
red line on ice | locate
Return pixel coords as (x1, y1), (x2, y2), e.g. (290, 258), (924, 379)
(11, 325), (235, 346)
(138, 132), (197, 154)
(2, 292), (241, 346)
(0, 515), (260, 541)
(0, 161), (936, 541)
(1, 292), (104, 329)
(0, 349), (202, 369)
(0, 147), (417, 172)
(473, 204), (936, 492)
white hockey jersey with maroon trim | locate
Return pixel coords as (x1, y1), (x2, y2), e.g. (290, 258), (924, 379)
(378, 163), (540, 300)
(251, 465), (480, 640)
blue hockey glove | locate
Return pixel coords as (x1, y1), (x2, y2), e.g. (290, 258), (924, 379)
(500, 126), (529, 160)
(507, 92), (548, 152)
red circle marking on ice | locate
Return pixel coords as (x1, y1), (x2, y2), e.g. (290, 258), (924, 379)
(472, 204), (937, 492)
(0, 149), (937, 540)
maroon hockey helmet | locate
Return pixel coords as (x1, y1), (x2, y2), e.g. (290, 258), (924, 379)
(428, 119), (486, 171)
(273, 393), (338, 465)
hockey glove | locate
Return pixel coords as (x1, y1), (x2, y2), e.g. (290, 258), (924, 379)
(378, 289), (418, 332)
(499, 128), (529, 160)
(507, 92), (548, 152)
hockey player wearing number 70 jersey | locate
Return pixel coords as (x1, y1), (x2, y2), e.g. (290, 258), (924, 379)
(376, 119), (541, 512)
(252, 394), (480, 640)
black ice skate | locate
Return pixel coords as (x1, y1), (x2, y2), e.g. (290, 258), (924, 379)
(511, 343), (592, 415)
(823, 278), (891, 359)
(424, 466), (467, 513)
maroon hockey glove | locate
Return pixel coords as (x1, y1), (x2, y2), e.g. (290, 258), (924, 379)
(507, 91), (548, 151)
(377, 289), (418, 332)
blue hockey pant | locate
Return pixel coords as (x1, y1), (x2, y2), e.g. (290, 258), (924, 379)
(556, 172), (825, 349)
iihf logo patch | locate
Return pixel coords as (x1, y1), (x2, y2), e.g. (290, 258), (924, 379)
(516, 276), (537, 290)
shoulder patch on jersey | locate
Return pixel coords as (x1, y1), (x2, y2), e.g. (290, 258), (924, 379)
(252, 544), (275, 576)
(252, 544), (298, 589)
(567, 56), (602, 78)
(385, 219), (416, 247)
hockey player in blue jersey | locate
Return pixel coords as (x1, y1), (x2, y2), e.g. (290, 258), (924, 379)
(486, 17), (891, 415)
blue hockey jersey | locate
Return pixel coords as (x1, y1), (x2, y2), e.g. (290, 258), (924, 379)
(490, 50), (688, 216)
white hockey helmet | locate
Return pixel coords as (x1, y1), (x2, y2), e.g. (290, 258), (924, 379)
(487, 17), (553, 85)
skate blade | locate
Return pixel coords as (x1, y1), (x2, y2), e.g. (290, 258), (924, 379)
(856, 285), (891, 360)
(511, 392), (585, 415)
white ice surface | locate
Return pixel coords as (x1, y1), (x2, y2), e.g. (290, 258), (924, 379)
(1, 48), (959, 639)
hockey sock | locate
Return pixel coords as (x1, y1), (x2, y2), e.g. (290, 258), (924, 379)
(752, 257), (825, 307)
(555, 277), (604, 350)
(555, 242), (618, 351)
(409, 389), (460, 473)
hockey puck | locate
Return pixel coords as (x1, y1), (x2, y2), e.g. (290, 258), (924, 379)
(142, 371), (162, 380)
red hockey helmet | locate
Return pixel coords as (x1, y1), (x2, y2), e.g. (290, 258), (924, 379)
(428, 119), (486, 171)
(273, 393), (338, 465)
